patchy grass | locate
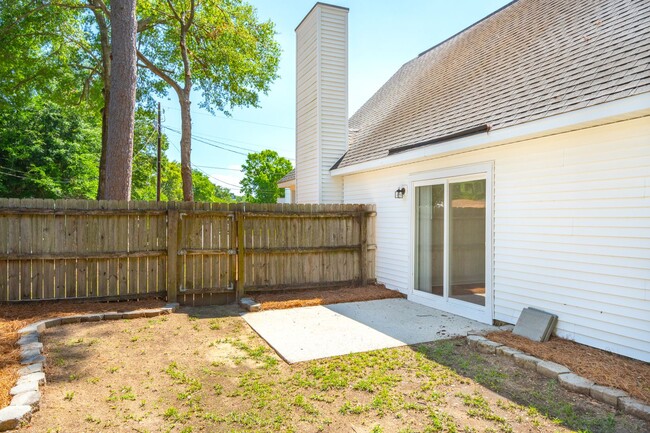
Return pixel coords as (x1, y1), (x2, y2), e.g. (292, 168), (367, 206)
(24, 305), (649, 433)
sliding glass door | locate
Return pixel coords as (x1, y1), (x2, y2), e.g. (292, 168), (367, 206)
(413, 172), (489, 320)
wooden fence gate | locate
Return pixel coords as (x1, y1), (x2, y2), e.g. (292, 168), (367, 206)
(0, 199), (376, 306)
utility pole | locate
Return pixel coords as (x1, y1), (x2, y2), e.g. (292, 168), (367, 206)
(156, 102), (162, 202)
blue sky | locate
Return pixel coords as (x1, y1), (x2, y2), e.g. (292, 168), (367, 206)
(160, 0), (512, 194)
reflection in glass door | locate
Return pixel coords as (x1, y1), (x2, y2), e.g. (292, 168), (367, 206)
(414, 178), (486, 307)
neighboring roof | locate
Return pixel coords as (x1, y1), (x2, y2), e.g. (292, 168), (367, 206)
(338, 0), (650, 169)
(277, 169), (296, 186)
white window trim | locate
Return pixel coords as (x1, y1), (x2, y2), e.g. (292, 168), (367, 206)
(408, 161), (494, 324)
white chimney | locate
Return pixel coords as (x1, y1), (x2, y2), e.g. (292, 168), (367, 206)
(295, 3), (348, 204)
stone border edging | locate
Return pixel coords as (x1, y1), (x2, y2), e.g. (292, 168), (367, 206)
(0, 303), (180, 432)
(466, 333), (650, 422)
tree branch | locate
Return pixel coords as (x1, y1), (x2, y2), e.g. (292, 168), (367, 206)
(137, 49), (183, 96)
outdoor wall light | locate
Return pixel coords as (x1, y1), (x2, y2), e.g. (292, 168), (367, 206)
(394, 187), (406, 199)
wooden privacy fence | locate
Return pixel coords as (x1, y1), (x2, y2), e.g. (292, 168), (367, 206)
(0, 199), (376, 306)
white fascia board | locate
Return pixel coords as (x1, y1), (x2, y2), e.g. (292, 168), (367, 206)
(330, 92), (650, 177)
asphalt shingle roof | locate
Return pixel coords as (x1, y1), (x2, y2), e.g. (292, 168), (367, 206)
(339, 0), (650, 169)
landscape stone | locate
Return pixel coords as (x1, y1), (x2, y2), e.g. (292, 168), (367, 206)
(239, 297), (261, 312)
(475, 339), (502, 354)
(20, 354), (45, 365)
(17, 324), (40, 335)
(19, 342), (43, 352)
(618, 397), (650, 421)
(495, 346), (523, 357)
(10, 381), (38, 396)
(499, 324), (515, 332)
(558, 373), (594, 395)
(43, 318), (62, 328)
(466, 335), (487, 348)
(60, 316), (83, 325)
(513, 353), (541, 370)
(143, 309), (163, 317)
(10, 391), (40, 409)
(536, 360), (570, 378)
(80, 314), (103, 322)
(18, 363), (43, 376)
(590, 385), (628, 407)
(122, 311), (147, 319)
(20, 349), (41, 361)
(17, 333), (39, 346)
(165, 302), (180, 312)
(16, 372), (46, 386)
(0, 405), (32, 431)
(103, 312), (124, 320)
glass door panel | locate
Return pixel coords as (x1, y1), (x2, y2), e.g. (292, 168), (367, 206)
(414, 184), (444, 295)
(449, 179), (486, 306)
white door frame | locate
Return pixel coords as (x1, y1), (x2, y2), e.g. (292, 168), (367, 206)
(408, 161), (494, 324)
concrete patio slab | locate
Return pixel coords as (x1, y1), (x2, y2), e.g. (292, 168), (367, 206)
(242, 298), (496, 363)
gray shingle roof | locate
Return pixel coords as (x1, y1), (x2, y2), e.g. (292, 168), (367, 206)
(338, 0), (650, 169)
(278, 169), (295, 184)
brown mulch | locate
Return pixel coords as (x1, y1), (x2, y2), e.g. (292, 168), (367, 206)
(0, 299), (165, 407)
(487, 331), (650, 405)
(251, 284), (405, 311)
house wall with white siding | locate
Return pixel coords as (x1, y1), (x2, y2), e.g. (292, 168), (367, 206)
(342, 116), (650, 362)
(295, 3), (348, 204)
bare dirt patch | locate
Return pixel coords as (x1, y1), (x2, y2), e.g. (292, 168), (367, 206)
(487, 331), (650, 405)
(0, 299), (165, 407)
(251, 284), (405, 310)
(22, 306), (650, 433)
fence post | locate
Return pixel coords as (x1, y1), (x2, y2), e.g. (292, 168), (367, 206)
(359, 207), (368, 286)
(167, 208), (179, 303)
(236, 211), (245, 300)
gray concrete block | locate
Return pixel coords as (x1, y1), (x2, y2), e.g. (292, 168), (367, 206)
(513, 353), (542, 370)
(495, 346), (523, 357)
(18, 363), (43, 376)
(103, 312), (123, 320)
(536, 360), (570, 379)
(16, 333), (39, 346)
(80, 313), (104, 322)
(10, 381), (38, 396)
(122, 311), (147, 319)
(619, 397), (650, 421)
(20, 349), (41, 361)
(142, 309), (163, 318)
(60, 315), (83, 325)
(10, 391), (40, 410)
(0, 405), (32, 431)
(466, 335), (487, 348)
(513, 307), (557, 342)
(164, 302), (180, 312)
(499, 324), (515, 332)
(20, 354), (45, 365)
(558, 373), (594, 395)
(475, 339), (502, 354)
(590, 385), (628, 407)
(19, 342), (43, 352)
(239, 297), (261, 312)
(16, 372), (46, 386)
(43, 318), (62, 328)
(17, 324), (40, 335)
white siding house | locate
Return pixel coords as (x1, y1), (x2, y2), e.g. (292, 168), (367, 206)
(293, 0), (650, 361)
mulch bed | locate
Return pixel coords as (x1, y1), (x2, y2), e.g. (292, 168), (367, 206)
(487, 331), (650, 405)
(251, 284), (405, 310)
(0, 299), (165, 407)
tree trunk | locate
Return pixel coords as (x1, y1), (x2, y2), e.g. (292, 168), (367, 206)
(92, 1), (111, 200)
(103, 0), (137, 200)
(179, 93), (194, 201)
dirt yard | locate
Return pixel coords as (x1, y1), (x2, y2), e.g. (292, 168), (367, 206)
(20, 306), (649, 433)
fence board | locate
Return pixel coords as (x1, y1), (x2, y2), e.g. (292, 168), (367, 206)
(0, 200), (376, 304)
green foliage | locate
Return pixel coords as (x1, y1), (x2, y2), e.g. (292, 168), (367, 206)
(137, 0), (281, 115)
(0, 100), (100, 198)
(240, 150), (292, 203)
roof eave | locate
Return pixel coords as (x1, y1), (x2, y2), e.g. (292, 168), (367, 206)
(330, 92), (650, 177)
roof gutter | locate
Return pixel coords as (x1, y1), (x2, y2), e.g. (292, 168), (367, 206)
(330, 92), (650, 177)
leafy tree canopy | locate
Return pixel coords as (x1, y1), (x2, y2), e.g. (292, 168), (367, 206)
(240, 150), (292, 203)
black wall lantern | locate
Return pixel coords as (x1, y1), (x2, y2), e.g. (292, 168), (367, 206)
(394, 186), (406, 199)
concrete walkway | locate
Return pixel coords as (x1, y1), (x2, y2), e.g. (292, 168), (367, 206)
(242, 298), (496, 363)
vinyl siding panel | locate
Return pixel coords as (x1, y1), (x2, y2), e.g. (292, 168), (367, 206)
(295, 4), (348, 204)
(343, 116), (650, 361)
